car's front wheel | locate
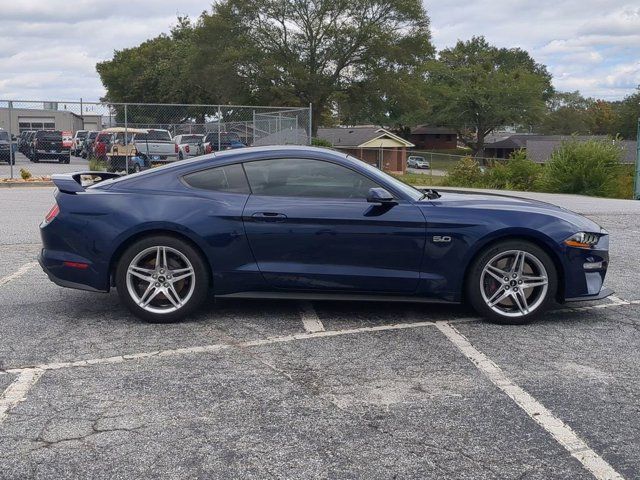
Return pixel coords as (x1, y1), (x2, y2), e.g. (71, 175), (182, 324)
(116, 235), (209, 323)
(466, 240), (557, 324)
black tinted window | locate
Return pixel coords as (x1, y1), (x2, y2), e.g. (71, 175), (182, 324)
(243, 158), (379, 199)
(36, 131), (62, 141)
(181, 135), (203, 143)
(0, 131), (8, 141)
(135, 130), (172, 141)
(183, 164), (249, 193)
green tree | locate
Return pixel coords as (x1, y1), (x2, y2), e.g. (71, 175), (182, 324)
(224, 0), (434, 133)
(588, 99), (615, 135)
(427, 36), (552, 156)
(539, 91), (594, 135)
(611, 88), (640, 139)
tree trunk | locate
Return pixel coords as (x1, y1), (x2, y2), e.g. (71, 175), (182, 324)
(311, 103), (322, 137)
(474, 130), (487, 165)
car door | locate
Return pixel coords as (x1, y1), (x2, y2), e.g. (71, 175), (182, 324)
(241, 157), (426, 293)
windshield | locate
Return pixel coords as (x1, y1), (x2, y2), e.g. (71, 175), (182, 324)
(36, 131), (62, 141)
(76, 131), (88, 139)
(350, 156), (424, 202)
(181, 135), (203, 143)
(0, 131), (8, 141)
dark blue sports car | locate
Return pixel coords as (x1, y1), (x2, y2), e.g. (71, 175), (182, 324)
(39, 146), (611, 324)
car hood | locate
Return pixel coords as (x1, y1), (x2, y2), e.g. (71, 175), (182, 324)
(422, 189), (603, 232)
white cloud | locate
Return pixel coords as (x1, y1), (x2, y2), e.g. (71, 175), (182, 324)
(425, 0), (640, 99)
(0, 0), (638, 101)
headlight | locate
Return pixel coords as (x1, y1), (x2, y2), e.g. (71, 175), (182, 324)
(564, 232), (601, 249)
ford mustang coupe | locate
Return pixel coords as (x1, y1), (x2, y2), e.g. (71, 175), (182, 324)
(39, 146), (611, 324)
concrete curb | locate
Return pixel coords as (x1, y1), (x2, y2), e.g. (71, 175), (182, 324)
(0, 181), (53, 188)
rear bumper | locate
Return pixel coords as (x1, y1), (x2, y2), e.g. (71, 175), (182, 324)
(38, 249), (109, 293)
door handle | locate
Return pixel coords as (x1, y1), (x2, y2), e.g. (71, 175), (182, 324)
(250, 212), (287, 222)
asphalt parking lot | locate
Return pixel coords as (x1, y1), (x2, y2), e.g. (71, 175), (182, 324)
(0, 152), (89, 179)
(0, 186), (639, 479)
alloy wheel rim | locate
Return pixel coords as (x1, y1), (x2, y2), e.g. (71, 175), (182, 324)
(126, 246), (196, 314)
(480, 250), (549, 318)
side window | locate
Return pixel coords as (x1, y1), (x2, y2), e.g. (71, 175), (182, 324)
(243, 158), (380, 199)
(183, 163), (250, 193)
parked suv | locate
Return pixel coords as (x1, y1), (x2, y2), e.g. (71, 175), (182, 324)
(80, 131), (99, 158)
(29, 130), (70, 163)
(18, 131), (35, 155)
(71, 130), (88, 156)
(0, 129), (14, 165)
(197, 132), (245, 155)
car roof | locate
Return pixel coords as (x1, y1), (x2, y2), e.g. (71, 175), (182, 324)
(101, 127), (148, 134)
(100, 146), (356, 187)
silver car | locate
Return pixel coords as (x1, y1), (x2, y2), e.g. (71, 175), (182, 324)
(174, 134), (205, 160)
(407, 155), (431, 169)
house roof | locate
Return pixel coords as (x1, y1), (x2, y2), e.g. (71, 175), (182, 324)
(484, 134), (543, 149)
(411, 125), (457, 135)
(317, 127), (413, 148)
(526, 137), (637, 164)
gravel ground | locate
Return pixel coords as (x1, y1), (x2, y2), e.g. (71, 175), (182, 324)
(0, 186), (638, 479)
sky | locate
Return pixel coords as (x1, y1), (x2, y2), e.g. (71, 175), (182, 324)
(0, 0), (638, 102)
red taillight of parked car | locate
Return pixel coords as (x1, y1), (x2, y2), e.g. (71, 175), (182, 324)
(205, 144), (212, 154)
(185, 145), (190, 153)
(43, 203), (59, 225)
(175, 143), (179, 153)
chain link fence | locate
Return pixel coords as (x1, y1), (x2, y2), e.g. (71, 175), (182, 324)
(0, 100), (311, 179)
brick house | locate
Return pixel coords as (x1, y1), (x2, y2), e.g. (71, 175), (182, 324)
(409, 126), (457, 149)
(317, 127), (414, 173)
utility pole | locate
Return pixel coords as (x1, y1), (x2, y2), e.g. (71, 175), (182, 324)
(635, 118), (640, 200)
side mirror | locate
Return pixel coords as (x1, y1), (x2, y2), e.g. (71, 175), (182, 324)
(367, 187), (396, 205)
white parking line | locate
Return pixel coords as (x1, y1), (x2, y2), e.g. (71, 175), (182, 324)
(435, 321), (625, 480)
(607, 295), (627, 305)
(299, 301), (325, 333)
(0, 261), (38, 288)
(0, 368), (44, 426)
(3, 320), (440, 376)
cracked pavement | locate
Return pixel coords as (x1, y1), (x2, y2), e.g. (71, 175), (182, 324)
(0, 187), (639, 479)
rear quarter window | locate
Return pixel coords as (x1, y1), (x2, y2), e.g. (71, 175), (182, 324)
(183, 164), (250, 194)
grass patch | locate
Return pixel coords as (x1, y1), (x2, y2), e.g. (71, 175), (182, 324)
(391, 172), (446, 187)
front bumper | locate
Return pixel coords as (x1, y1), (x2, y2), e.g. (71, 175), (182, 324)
(564, 287), (614, 302)
(560, 240), (610, 302)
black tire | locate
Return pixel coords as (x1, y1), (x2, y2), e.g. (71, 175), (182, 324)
(465, 240), (557, 325)
(32, 154), (39, 163)
(115, 235), (210, 323)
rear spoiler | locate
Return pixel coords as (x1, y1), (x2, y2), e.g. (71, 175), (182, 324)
(51, 171), (123, 193)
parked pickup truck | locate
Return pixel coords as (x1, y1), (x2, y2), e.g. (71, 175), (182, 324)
(131, 129), (178, 163)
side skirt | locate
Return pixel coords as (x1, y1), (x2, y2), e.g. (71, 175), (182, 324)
(216, 291), (458, 304)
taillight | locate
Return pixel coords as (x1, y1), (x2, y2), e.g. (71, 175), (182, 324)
(175, 143), (179, 153)
(205, 144), (212, 154)
(43, 203), (59, 225)
(185, 145), (190, 153)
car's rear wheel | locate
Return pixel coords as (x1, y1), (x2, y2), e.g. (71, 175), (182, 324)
(466, 240), (557, 324)
(116, 235), (209, 323)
